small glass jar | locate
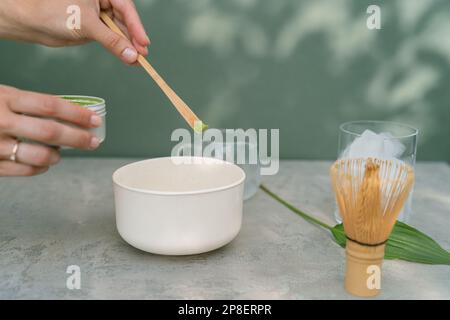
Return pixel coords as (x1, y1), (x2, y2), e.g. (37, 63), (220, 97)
(60, 95), (107, 146)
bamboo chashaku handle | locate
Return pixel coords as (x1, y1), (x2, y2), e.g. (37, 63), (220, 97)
(100, 12), (203, 130)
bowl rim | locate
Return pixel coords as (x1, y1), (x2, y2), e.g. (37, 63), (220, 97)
(112, 156), (246, 196)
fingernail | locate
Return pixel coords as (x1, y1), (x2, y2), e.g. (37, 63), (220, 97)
(50, 153), (60, 164)
(121, 48), (138, 62)
(90, 137), (100, 149)
(146, 35), (151, 44)
(90, 115), (102, 127)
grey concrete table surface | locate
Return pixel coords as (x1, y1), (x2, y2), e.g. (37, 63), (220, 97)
(1, 158), (449, 299)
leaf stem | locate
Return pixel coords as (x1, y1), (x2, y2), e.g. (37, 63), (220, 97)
(259, 184), (333, 231)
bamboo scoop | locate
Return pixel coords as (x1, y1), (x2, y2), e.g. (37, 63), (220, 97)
(330, 158), (414, 297)
(99, 12), (205, 131)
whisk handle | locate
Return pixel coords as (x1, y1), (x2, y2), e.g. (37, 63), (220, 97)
(345, 240), (386, 297)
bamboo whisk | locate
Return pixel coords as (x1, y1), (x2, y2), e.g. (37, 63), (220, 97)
(330, 158), (414, 297)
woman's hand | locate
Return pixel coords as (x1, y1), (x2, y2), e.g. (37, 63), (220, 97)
(0, 85), (102, 177)
(0, 0), (150, 64)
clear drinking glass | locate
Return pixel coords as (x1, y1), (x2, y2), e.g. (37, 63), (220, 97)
(335, 120), (418, 223)
(201, 129), (261, 200)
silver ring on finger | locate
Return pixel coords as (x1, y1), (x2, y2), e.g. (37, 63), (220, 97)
(9, 139), (20, 162)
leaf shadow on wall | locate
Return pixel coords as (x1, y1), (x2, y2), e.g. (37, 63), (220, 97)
(0, 0), (449, 160)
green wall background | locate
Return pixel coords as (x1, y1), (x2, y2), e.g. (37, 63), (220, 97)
(1, 0), (449, 161)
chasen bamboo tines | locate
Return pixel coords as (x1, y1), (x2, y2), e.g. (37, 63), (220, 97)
(330, 158), (414, 297)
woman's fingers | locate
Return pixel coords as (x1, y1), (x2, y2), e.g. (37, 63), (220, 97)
(4, 114), (100, 150)
(112, 17), (131, 38)
(7, 88), (101, 129)
(0, 136), (60, 167)
(16, 142), (60, 167)
(88, 14), (139, 64)
(132, 37), (148, 56)
(0, 160), (48, 177)
(109, 0), (150, 47)
(94, 1), (150, 63)
(112, 17), (147, 56)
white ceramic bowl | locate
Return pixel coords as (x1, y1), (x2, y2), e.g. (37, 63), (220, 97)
(112, 157), (246, 255)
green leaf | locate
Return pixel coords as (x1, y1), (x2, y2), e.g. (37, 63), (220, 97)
(385, 221), (450, 264)
(260, 184), (450, 265)
(331, 224), (346, 248)
(330, 222), (450, 264)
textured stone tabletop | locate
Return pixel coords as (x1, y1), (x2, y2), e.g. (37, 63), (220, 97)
(1, 158), (449, 299)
